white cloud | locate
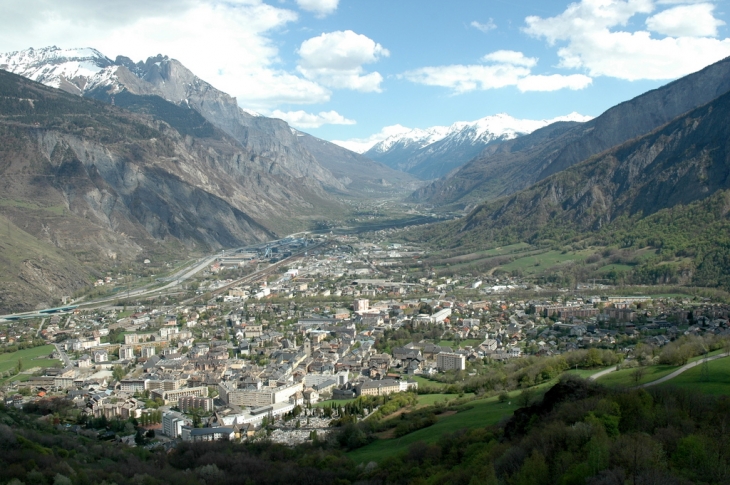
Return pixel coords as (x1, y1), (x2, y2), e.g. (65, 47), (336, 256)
(0, 0), (333, 110)
(331, 124), (413, 153)
(269, 109), (355, 129)
(471, 19), (496, 33)
(517, 74), (593, 91)
(524, 0), (730, 81)
(297, 30), (389, 92)
(295, 0), (339, 17)
(482, 50), (537, 67)
(646, 3), (724, 37)
(402, 49), (592, 94)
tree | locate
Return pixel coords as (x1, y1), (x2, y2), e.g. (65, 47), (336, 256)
(631, 367), (646, 386)
(15, 358), (22, 374)
(112, 365), (125, 382)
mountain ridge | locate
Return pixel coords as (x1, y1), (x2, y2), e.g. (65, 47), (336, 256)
(362, 112), (592, 180)
(412, 55), (730, 208)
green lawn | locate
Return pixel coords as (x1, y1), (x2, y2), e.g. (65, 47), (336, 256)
(409, 376), (449, 389)
(349, 394), (520, 463)
(656, 356), (730, 395)
(596, 350), (725, 387)
(416, 393), (474, 407)
(0, 345), (58, 374)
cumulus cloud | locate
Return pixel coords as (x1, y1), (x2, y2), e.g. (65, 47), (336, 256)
(297, 30), (389, 92)
(471, 19), (497, 32)
(331, 124), (413, 153)
(0, 0), (333, 110)
(268, 109), (355, 128)
(646, 3), (724, 37)
(402, 49), (592, 94)
(295, 0), (339, 17)
(524, 0), (730, 81)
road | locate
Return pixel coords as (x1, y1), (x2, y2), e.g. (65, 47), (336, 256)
(54, 343), (71, 368)
(588, 366), (617, 380)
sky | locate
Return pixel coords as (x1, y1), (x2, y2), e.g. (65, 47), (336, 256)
(1, 0), (729, 151)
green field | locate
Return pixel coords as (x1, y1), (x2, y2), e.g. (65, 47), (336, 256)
(597, 263), (634, 273)
(0, 345), (59, 375)
(596, 350), (725, 387)
(349, 394), (520, 463)
(409, 376), (449, 389)
(656, 356), (730, 395)
(498, 249), (594, 275)
(416, 393), (474, 407)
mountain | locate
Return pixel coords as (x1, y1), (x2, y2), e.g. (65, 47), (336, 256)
(0, 69), (346, 311)
(413, 56), (730, 208)
(295, 130), (421, 193)
(0, 46), (414, 196)
(430, 86), (730, 288)
(363, 113), (591, 180)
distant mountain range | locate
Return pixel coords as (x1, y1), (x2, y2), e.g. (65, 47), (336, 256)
(412, 56), (730, 209)
(361, 112), (592, 180)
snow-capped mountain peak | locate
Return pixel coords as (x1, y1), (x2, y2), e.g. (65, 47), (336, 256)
(0, 46), (114, 94)
(362, 112), (593, 180)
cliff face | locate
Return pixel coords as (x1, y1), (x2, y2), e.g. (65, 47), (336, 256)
(456, 88), (730, 241)
(413, 56), (730, 209)
(0, 69), (341, 311)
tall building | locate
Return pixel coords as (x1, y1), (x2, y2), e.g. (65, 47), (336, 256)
(119, 346), (135, 360)
(354, 299), (369, 312)
(437, 352), (466, 372)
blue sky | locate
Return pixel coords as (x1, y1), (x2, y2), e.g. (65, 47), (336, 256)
(1, 0), (729, 150)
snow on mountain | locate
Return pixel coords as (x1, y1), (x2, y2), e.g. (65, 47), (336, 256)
(0, 46), (115, 94)
(363, 112), (593, 180)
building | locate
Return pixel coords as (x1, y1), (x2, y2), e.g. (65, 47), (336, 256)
(151, 386), (208, 405)
(357, 379), (401, 396)
(119, 346), (135, 360)
(182, 427), (235, 442)
(218, 381), (303, 407)
(179, 396), (215, 413)
(437, 352), (466, 372)
(120, 379), (148, 393)
(141, 346), (156, 358)
(162, 412), (189, 438)
(354, 299), (369, 312)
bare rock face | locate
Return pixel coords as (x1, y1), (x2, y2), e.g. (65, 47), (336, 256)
(458, 87), (730, 241)
(0, 69), (342, 311)
(414, 55), (730, 208)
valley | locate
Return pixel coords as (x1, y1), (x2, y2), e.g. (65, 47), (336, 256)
(2, 21), (730, 485)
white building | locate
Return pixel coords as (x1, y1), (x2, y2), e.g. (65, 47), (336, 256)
(437, 352), (466, 372)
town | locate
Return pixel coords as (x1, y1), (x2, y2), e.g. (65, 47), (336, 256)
(2, 233), (729, 448)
